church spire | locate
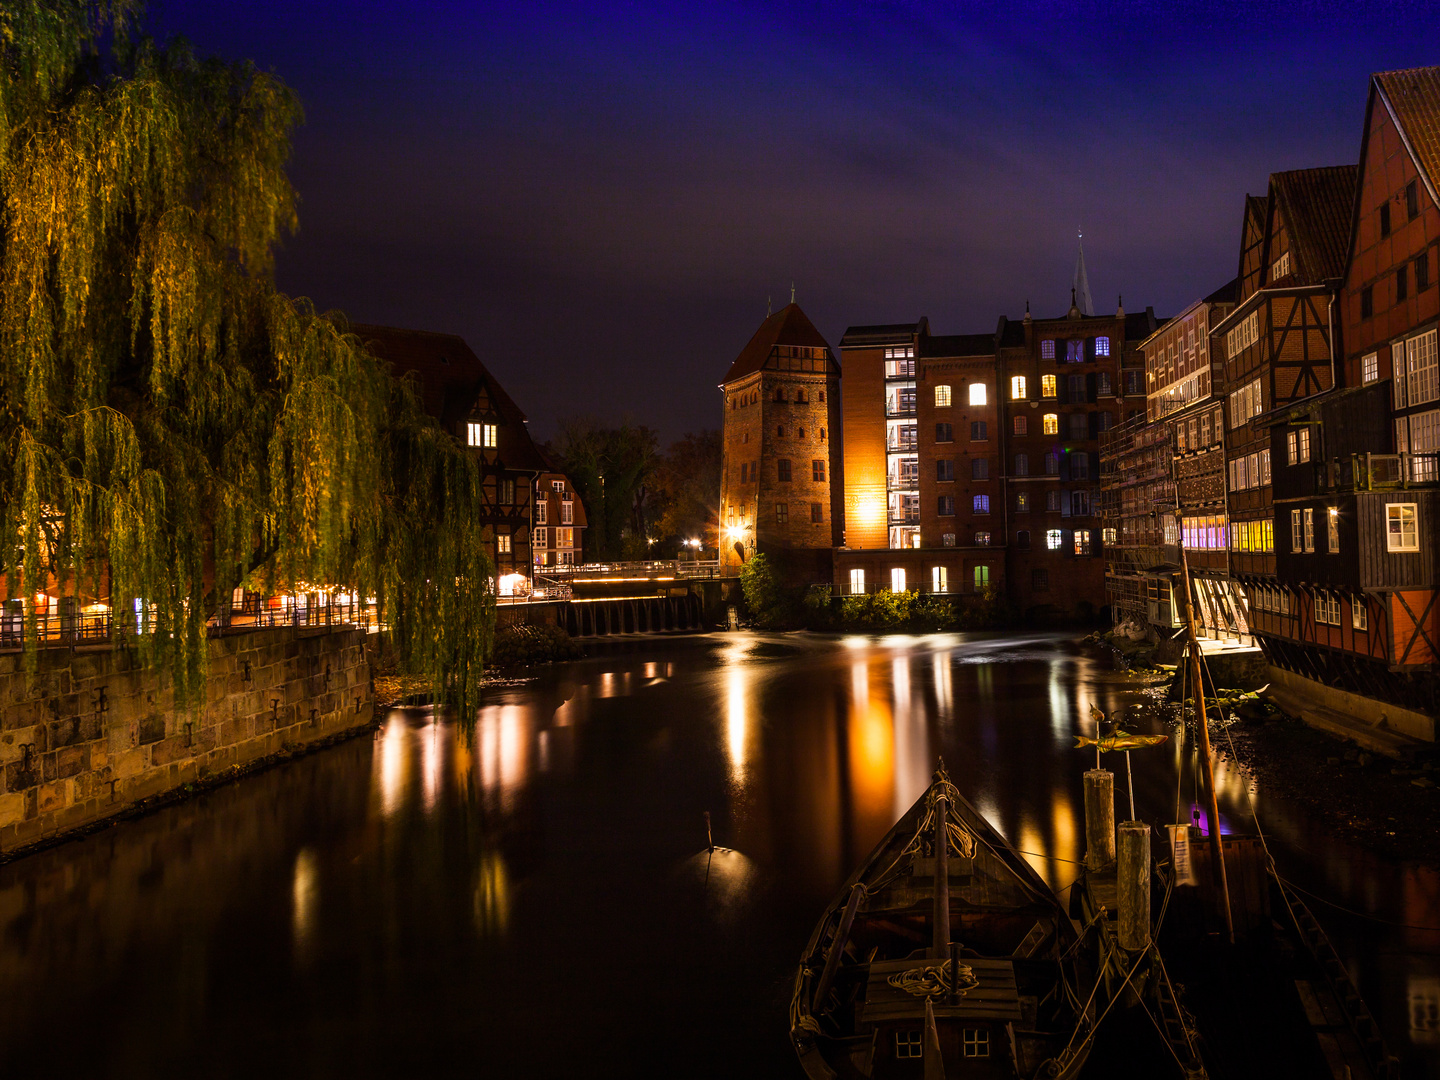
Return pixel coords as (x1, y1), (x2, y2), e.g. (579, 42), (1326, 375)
(1073, 229), (1094, 317)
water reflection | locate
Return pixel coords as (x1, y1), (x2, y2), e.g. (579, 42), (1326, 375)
(0, 631), (1436, 1078)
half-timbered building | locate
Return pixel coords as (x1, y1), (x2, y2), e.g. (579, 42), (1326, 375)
(355, 325), (551, 596)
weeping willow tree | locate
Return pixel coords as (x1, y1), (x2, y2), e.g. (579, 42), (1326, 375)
(0, 1), (494, 714)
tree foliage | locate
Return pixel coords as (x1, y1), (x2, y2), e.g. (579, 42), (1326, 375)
(0, 1), (493, 714)
(547, 418), (658, 561)
(648, 429), (720, 554)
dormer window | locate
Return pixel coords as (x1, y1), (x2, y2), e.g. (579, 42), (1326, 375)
(467, 422), (497, 448)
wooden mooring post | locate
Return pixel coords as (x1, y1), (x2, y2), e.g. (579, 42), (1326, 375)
(1083, 769), (1116, 872)
(1117, 821), (1151, 952)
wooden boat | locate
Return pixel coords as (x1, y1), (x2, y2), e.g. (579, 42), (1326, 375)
(791, 765), (1101, 1079)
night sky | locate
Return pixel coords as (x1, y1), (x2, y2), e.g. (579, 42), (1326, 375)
(152, 1), (1440, 444)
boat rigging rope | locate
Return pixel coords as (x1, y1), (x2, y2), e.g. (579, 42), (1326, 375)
(886, 958), (980, 999)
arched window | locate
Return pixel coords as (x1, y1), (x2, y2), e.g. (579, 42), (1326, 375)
(1010, 376), (1026, 399)
(1043, 413), (1059, 435)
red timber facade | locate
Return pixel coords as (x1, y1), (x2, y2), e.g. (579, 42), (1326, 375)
(1253, 68), (1440, 713)
(835, 321), (1002, 598)
(354, 325), (553, 597)
(532, 463), (587, 569)
(719, 304), (841, 576)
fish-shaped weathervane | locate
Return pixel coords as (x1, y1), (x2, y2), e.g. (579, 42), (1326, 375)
(1075, 704), (1168, 752)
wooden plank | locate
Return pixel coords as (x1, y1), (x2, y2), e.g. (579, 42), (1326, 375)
(861, 957), (1024, 1023)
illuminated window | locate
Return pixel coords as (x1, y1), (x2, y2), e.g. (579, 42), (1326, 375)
(1014, 416), (1027, 436)
(973, 566), (989, 590)
(466, 422), (483, 446)
(1387, 503), (1419, 552)
(1045, 529), (1062, 550)
(1094, 337), (1110, 357)
(1043, 413), (1058, 435)
(1042, 375), (1057, 398)
(1016, 492), (1030, 512)
(1290, 510), (1302, 553)
(891, 568), (907, 593)
(497, 533), (511, 554)
(1041, 340), (1055, 359)
(483, 424), (497, 448)
(849, 568), (865, 594)
(936, 385), (952, 407)
(1287, 428), (1310, 465)
(1074, 529), (1091, 555)
(556, 528), (573, 548)
(962, 1028), (990, 1058)
(1010, 376), (1027, 400)
(973, 495), (990, 514)
(1327, 507), (1339, 552)
(932, 566), (948, 593)
(534, 527), (547, 547)
(1303, 508), (1314, 552)
(1363, 352), (1378, 384)
(969, 382), (987, 406)
(1353, 598), (1368, 631)
(1103, 527), (1116, 544)
(942, 533), (956, 546)
(974, 531), (991, 547)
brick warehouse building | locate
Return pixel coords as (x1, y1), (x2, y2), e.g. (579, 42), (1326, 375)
(718, 303), (842, 575)
(828, 296), (1160, 615)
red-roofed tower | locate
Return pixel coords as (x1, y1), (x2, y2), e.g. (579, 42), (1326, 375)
(719, 303), (841, 572)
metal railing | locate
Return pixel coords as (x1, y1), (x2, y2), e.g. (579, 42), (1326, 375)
(1323, 451), (1440, 491)
(0, 594), (381, 650)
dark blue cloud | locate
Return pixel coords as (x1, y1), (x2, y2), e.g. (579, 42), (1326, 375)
(150, 0), (1440, 441)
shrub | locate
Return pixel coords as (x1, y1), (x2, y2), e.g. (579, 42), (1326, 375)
(489, 623), (584, 673)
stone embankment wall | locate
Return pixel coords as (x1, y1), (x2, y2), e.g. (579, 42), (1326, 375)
(0, 628), (373, 853)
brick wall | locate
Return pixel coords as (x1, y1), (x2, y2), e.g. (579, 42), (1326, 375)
(0, 629), (373, 853)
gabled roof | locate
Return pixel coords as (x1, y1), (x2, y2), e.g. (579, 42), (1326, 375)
(353, 323), (549, 471)
(920, 332), (996, 358)
(722, 303), (838, 383)
(839, 318), (928, 349)
(1269, 165), (1357, 283)
(1374, 66), (1440, 206)
(1203, 277), (1239, 306)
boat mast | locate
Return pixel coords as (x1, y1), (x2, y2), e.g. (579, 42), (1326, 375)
(933, 781), (951, 958)
(1177, 544), (1234, 944)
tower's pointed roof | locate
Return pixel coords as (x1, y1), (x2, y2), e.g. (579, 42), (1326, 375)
(722, 302), (839, 383)
(1073, 235), (1094, 317)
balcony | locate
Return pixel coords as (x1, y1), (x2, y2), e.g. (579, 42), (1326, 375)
(1320, 451), (1440, 492)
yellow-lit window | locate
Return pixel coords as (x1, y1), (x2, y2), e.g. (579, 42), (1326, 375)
(1042, 375), (1057, 398)
(935, 385), (952, 407)
(1043, 413), (1058, 435)
(968, 383), (987, 406)
(1010, 376), (1026, 400)
(482, 423), (498, 448)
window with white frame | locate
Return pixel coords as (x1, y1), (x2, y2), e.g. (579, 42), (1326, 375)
(1287, 427), (1310, 465)
(891, 567), (907, 593)
(1226, 311), (1259, 359)
(561, 501), (574, 525)
(1303, 508), (1314, 552)
(1228, 378), (1263, 428)
(1362, 352), (1378, 384)
(534, 526), (548, 548)
(466, 422), (484, 446)
(482, 423), (498, 448)
(1407, 329), (1439, 406)
(535, 500), (547, 524)
(932, 566), (948, 593)
(1271, 251), (1290, 280)
(849, 568), (865, 594)
(497, 533), (511, 554)
(1011, 375), (1027, 400)
(1387, 502), (1419, 552)
(1352, 598), (1368, 631)
(895, 1031), (922, 1059)
(556, 528), (573, 548)
(1046, 529), (1063, 550)
(1290, 509), (1303, 553)
(969, 382), (987, 406)
(1260, 448), (1272, 485)
(936, 385), (952, 407)
(1327, 507), (1339, 552)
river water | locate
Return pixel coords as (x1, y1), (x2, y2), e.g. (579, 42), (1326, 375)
(1, 631), (1437, 1077)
